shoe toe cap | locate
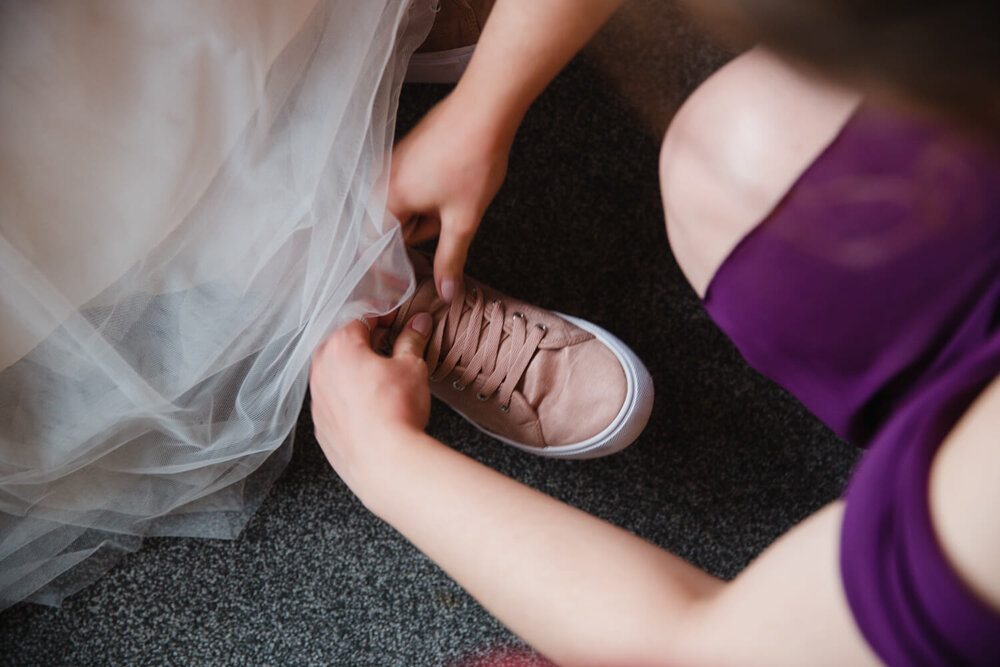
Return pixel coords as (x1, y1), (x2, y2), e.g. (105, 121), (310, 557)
(521, 338), (629, 447)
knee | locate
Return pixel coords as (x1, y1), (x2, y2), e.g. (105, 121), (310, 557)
(659, 48), (793, 243)
(657, 88), (719, 255)
(658, 54), (765, 293)
(658, 48), (859, 295)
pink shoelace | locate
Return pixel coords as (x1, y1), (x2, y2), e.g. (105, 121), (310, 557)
(421, 285), (548, 411)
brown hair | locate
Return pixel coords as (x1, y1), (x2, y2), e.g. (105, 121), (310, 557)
(719, 0), (1000, 134)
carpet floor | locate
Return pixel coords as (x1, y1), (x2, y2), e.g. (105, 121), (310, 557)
(0, 5), (858, 665)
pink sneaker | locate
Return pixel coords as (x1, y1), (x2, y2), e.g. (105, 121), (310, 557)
(388, 253), (653, 458)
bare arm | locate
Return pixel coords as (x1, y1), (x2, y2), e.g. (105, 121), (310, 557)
(455, 0), (628, 141)
(351, 428), (879, 666)
(359, 428), (722, 665)
(389, 0), (626, 300)
(930, 373), (1000, 614)
(311, 319), (1000, 665)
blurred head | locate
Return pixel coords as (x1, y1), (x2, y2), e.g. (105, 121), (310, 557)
(694, 0), (1000, 135)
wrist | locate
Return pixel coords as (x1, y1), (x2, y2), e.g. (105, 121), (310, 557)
(350, 423), (441, 515)
(450, 72), (525, 152)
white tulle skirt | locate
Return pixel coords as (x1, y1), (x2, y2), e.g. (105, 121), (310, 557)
(0, 0), (432, 609)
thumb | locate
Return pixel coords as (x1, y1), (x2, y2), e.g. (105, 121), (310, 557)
(434, 210), (476, 302)
(393, 312), (432, 361)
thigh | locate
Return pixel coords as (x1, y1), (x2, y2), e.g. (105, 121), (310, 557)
(659, 47), (859, 298)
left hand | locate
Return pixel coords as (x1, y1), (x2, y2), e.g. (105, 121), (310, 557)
(309, 313), (433, 494)
(387, 90), (512, 302)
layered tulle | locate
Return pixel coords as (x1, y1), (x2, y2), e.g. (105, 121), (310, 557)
(0, 0), (433, 609)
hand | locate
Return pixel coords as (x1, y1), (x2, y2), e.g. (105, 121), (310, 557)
(387, 90), (513, 301)
(309, 313), (433, 494)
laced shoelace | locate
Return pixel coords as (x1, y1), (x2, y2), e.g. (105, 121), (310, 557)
(420, 285), (548, 412)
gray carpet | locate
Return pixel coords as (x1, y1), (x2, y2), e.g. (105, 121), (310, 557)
(1, 7), (859, 665)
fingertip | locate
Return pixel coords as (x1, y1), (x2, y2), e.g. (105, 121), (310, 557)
(434, 261), (463, 303)
(409, 312), (433, 338)
(439, 278), (457, 303)
(433, 224), (471, 302)
(343, 318), (367, 335)
(339, 319), (372, 346)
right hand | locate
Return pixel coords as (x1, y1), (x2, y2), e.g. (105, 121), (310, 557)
(309, 313), (433, 495)
(387, 90), (513, 301)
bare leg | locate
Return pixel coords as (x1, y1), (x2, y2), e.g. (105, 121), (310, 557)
(659, 47), (860, 297)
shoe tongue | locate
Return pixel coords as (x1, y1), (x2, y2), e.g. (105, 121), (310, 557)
(397, 253), (538, 385)
(404, 279), (446, 319)
(419, 289), (530, 382)
(393, 278), (488, 360)
(447, 292), (504, 364)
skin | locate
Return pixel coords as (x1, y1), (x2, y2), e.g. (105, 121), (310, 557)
(313, 1), (1000, 663)
(660, 48), (860, 298)
(387, 0), (627, 301)
(312, 319), (1000, 666)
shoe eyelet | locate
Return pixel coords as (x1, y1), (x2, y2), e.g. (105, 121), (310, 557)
(536, 323), (548, 332)
(512, 311), (525, 320)
(499, 404), (510, 413)
(452, 380), (466, 391)
(475, 392), (489, 401)
(490, 298), (500, 305)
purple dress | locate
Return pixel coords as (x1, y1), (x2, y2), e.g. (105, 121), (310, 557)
(703, 108), (1000, 665)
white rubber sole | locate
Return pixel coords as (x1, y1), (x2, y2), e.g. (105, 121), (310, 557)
(404, 45), (475, 84)
(446, 313), (655, 459)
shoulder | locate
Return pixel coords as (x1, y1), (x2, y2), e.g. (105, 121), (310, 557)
(929, 371), (1000, 614)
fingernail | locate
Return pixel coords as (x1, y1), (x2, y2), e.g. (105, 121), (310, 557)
(410, 312), (432, 337)
(440, 278), (456, 303)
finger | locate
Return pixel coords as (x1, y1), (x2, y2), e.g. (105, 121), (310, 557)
(434, 211), (476, 302)
(404, 216), (441, 246)
(335, 319), (374, 350)
(392, 312), (432, 360)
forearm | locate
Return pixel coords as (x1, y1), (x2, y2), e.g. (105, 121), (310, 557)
(359, 427), (723, 665)
(314, 318), (881, 666)
(454, 0), (627, 145)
